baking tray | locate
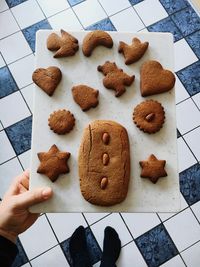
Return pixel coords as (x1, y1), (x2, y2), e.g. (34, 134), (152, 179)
(30, 30), (180, 213)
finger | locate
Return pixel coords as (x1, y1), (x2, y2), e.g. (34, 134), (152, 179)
(20, 176), (29, 190)
(18, 183), (28, 194)
(7, 170), (30, 195)
(14, 187), (53, 209)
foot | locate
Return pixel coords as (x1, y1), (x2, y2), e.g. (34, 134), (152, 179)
(69, 226), (92, 267)
(100, 226), (121, 267)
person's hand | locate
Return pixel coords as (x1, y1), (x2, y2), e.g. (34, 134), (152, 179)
(0, 170), (53, 243)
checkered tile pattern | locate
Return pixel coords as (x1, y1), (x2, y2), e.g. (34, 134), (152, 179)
(0, 0), (200, 266)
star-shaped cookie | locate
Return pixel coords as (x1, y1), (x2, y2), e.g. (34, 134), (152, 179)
(37, 144), (70, 182)
(139, 154), (167, 183)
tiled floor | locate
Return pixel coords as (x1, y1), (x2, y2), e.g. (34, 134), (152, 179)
(0, 0), (200, 266)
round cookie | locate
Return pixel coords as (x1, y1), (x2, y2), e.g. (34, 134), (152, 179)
(48, 109), (75, 134)
(133, 100), (165, 134)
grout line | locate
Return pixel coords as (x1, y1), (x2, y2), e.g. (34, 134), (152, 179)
(44, 213), (61, 244)
(131, 5), (146, 28)
(28, 243), (59, 262)
(119, 213), (134, 240)
(180, 239), (200, 254)
(181, 125), (200, 137)
(190, 205), (200, 225)
(191, 96), (200, 111)
(85, 213), (112, 226)
(0, 8), (9, 14)
(7, 52), (34, 67)
(16, 155), (24, 171)
(35, 0), (71, 21)
(179, 254), (187, 267)
(119, 213), (156, 265)
(182, 136), (199, 163)
(35, 0), (48, 20)
(96, 0), (110, 17)
(97, 0), (134, 19)
(81, 212), (90, 226)
(70, 6), (85, 30)
(176, 59), (199, 77)
(0, 154), (17, 167)
(0, 29), (21, 42)
(18, 86), (33, 115)
(157, 205), (189, 223)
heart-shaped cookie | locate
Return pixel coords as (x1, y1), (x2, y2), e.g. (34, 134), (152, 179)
(32, 66), (62, 96)
(140, 60), (175, 97)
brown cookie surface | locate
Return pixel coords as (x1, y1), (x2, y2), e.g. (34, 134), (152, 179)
(139, 154), (167, 184)
(133, 100), (165, 134)
(140, 60), (175, 97)
(37, 144), (70, 182)
(82, 30), (113, 57)
(48, 109), (75, 134)
(47, 29), (79, 58)
(97, 61), (135, 97)
(32, 66), (62, 96)
(72, 85), (99, 111)
(79, 120), (130, 206)
(118, 37), (149, 65)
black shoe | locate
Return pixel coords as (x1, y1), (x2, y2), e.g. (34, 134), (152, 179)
(100, 226), (121, 267)
(69, 226), (92, 267)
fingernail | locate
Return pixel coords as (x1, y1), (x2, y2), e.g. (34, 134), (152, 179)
(42, 188), (52, 199)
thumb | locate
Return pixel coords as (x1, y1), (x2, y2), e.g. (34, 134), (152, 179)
(14, 187), (53, 209)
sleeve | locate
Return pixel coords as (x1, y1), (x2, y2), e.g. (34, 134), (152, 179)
(0, 235), (18, 267)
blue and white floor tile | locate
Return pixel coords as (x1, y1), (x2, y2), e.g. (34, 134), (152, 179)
(0, 0), (200, 266)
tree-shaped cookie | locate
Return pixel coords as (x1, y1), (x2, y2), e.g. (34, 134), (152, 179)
(97, 61), (135, 97)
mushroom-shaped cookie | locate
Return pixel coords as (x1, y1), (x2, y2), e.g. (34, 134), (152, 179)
(72, 85), (99, 111)
(82, 30), (113, 57)
(47, 29), (79, 58)
(118, 37), (149, 65)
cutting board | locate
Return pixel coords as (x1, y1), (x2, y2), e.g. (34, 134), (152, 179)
(30, 30), (180, 213)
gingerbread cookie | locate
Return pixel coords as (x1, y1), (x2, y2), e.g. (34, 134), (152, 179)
(118, 37), (149, 65)
(48, 109), (75, 134)
(32, 66), (62, 96)
(47, 29), (79, 58)
(72, 85), (99, 111)
(82, 30), (113, 57)
(79, 120), (130, 206)
(133, 100), (165, 134)
(97, 61), (135, 97)
(140, 60), (176, 97)
(37, 144), (70, 182)
(139, 154), (167, 184)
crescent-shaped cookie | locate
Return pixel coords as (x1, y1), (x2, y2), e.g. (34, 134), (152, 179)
(82, 30), (113, 57)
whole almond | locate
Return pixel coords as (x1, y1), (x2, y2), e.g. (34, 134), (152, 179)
(145, 113), (155, 122)
(101, 177), (108, 189)
(102, 153), (109, 165)
(102, 132), (110, 144)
